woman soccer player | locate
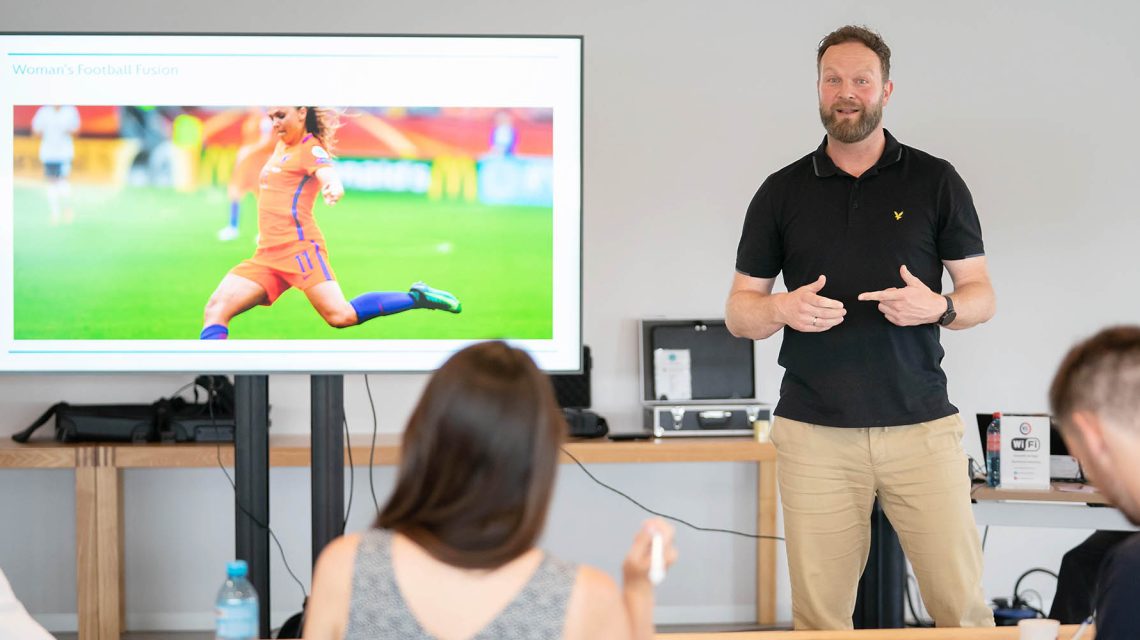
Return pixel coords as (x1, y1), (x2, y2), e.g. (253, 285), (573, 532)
(201, 106), (460, 340)
(303, 341), (677, 640)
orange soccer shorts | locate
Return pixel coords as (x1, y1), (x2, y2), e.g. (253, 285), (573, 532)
(230, 240), (338, 304)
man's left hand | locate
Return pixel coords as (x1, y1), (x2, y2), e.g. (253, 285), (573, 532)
(857, 265), (945, 326)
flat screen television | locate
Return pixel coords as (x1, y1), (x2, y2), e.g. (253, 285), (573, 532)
(0, 33), (582, 373)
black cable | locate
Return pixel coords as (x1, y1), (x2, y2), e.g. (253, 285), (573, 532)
(214, 443), (308, 602)
(1020, 588), (1045, 616)
(205, 381), (308, 602)
(342, 414), (355, 535)
(363, 375), (382, 515)
(561, 447), (784, 541)
(356, 376), (779, 542)
(982, 525), (990, 552)
(1012, 567), (1058, 610)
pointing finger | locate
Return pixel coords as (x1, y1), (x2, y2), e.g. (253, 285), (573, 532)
(858, 288), (900, 302)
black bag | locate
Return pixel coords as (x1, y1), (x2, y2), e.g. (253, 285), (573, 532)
(563, 407), (608, 439)
(11, 375), (237, 444)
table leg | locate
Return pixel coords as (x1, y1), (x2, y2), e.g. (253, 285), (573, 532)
(757, 459), (777, 625)
(75, 447), (99, 640)
(94, 447), (123, 640)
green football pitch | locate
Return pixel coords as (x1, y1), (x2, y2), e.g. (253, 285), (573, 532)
(13, 185), (553, 340)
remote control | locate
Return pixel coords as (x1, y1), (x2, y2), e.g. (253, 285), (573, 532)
(649, 533), (666, 585)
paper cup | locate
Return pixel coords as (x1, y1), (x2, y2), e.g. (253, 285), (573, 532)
(1018, 618), (1060, 640)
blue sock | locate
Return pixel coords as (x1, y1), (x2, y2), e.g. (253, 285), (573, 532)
(200, 324), (229, 340)
(349, 292), (415, 323)
(229, 200), (239, 228)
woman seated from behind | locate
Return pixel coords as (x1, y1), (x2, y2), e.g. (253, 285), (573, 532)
(304, 341), (676, 640)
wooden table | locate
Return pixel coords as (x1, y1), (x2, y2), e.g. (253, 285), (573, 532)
(971, 481), (1135, 532)
(658, 624), (1092, 639)
(971, 483), (1111, 505)
(1, 435), (776, 640)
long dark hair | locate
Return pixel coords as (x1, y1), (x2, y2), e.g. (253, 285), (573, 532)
(376, 341), (566, 569)
(302, 107), (340, 154)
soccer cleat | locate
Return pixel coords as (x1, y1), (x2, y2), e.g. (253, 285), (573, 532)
(409, 282), (461, 313)
(217, 225), (240, 241)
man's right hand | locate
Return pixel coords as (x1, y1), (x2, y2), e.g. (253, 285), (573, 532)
(774, 275), (846, 332)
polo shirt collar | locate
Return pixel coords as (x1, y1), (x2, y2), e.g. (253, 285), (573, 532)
(811, 129), (903, 178)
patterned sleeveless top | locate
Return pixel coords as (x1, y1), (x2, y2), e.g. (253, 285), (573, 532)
(344, 528), (578, 640)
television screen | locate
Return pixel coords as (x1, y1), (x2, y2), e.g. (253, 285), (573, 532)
(0, 33), (582, 372)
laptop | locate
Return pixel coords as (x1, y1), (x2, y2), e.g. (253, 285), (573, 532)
(974, 413), (1084, 482)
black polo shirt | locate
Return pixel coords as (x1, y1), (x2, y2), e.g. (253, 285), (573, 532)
(735, 130), (984, 427)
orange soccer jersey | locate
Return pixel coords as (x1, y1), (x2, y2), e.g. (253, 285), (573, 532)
(228, 133), (338, 304)
(256, 133), (333, 248)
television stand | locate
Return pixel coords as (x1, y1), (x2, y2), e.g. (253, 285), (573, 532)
(233, 373), (345, 639)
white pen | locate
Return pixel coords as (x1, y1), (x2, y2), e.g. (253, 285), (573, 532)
(1070, 614), (1093, 640)
(649, 533), (666, 586)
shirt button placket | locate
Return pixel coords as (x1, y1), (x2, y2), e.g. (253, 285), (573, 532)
(848, 181), (861, 225)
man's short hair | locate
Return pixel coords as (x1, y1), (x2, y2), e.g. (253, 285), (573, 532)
(817, 25), (891, 82)
(1050, 326), (1140, 432)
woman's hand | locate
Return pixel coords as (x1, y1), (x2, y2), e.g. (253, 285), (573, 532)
(321, 180), (344, 206)
(622, 518), (677, 590)
(316, 167), (344, 206)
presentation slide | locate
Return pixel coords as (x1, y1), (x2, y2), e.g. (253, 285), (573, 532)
(0, 34), (582, 372)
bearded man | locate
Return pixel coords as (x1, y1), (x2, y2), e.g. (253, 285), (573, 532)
(726, 25), (996, 630)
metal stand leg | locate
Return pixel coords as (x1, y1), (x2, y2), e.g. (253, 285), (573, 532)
(311, 374), (345, 563)
(234, 375), (270, 640)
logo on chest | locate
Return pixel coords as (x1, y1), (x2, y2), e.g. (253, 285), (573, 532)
(893, 210), (905, 221)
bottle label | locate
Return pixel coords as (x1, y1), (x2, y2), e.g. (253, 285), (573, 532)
(216, 600), (258, 639)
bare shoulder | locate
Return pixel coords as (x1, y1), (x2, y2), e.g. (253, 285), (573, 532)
(562, 565), (629, 640)
(304, 533), (364, 640)
(317, 532), (363, 568)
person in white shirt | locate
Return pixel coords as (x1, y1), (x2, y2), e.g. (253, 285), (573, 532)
(31, 105), (81, 225)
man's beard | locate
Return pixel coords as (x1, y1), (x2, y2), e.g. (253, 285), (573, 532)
(819, 98), (883, 144)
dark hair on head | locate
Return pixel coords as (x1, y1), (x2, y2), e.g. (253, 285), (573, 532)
(376, 341), (567, 569)
(1050, 326), (1140, 432)
(817, 25), (891, 82)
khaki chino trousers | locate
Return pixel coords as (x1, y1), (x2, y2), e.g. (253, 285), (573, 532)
(771, 414), (994, 630)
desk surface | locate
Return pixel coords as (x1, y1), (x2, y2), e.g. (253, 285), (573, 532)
(0, 437), (83, 468)
(972, 482), (1110, 505)
(1, 434), (774, 468)
(659, 623), (1092, 639)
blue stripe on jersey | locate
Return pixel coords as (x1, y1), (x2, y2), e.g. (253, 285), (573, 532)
(291, 174), (310, 241)
(295, 253), (307, 273)
(312, 241), (332, 280)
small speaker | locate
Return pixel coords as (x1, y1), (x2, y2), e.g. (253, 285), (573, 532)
(550, 345), (591, 409)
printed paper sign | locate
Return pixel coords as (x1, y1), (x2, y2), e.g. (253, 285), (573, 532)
(653, 348), (692, 401)
(1000, 414), (1051, 490)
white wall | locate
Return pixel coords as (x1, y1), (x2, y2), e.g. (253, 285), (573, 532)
(2, 0), (1138, 631)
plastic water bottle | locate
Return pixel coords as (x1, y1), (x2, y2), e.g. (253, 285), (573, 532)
(215, 560), (258, 640)
(986, 412), (1002, 488)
